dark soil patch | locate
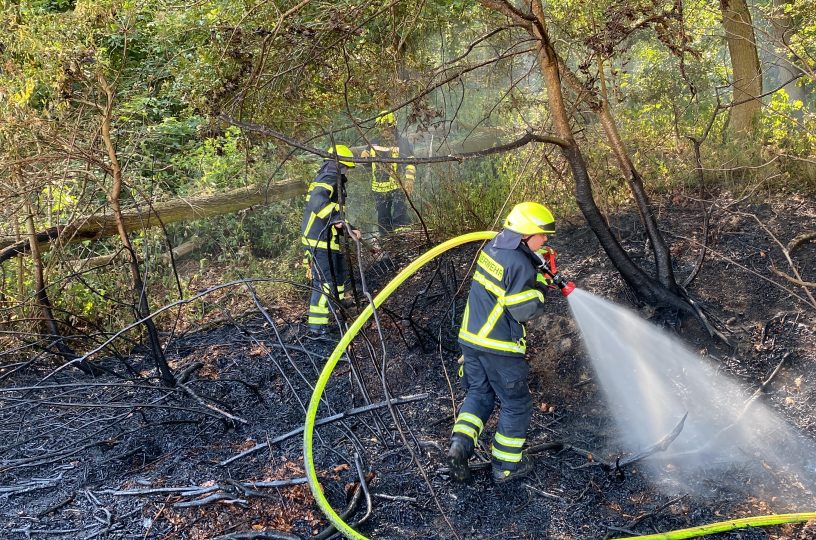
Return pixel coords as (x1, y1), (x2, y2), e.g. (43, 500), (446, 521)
(1, 196), (815, 539)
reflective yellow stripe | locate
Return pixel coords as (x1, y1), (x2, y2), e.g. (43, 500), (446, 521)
(504, 289), (544, 305)
(302, 237), (340, 250)
(473, 271), (506, 298)
(477, 302), (504, 337)
(310, 304), (329, 314)
(309, 182), (334, 194)
(491, 447), (522, 463)
(453, 424), (478, 442)
(304, 212), (318, 237)
(458, 329), (526, 354)
(495, 432), (525, 448)
(477, 251), (504, 281)
(308, 316), (329, 324)
(370, 146), (400, 191)
(316, 203), (338, 218)
(457, 412), (484, 433)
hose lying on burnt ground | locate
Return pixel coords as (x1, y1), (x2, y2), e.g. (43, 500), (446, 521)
(303, 231), (816, 540)
(619, 512), (816, 540)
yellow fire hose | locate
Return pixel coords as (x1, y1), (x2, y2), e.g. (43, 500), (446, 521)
(302, 231), (816, 539)
(621, 512), (816, 539)
(303, 231), (496, 540)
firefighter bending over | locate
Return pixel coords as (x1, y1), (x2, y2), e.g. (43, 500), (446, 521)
(447, 202), (561, 484)
(300, 145), (361, 337)
(361, 111), (416, 234)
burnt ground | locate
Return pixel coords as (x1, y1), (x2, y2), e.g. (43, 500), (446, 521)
(1, 194), (815, 539)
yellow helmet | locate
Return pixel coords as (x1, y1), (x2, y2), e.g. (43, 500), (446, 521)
(375, 111), (396, 127)
(503, 202), (555, 235)
(327, 144), (355, 168)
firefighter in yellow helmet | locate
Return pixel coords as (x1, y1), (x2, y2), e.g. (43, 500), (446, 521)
(447, 202), (561, 484)
(300, 145), (361, 336)
(361, 111), (416, 234)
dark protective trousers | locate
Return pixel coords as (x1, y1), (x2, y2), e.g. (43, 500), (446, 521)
(374, 190), (410, 233)
(452, 346), (533, 470)
(307, 248), (347, 330)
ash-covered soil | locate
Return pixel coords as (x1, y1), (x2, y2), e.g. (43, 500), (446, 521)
(1, 195), (815, 539)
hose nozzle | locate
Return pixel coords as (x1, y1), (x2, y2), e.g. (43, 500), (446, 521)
(550, 272), (576, 297)
(535, 251), (575, 297)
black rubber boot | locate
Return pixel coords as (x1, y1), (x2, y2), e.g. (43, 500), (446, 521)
(492, 454), (533, 485)
(446, 437), (472, 483)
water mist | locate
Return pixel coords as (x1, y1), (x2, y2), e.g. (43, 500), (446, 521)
(566, 288), (815, 502)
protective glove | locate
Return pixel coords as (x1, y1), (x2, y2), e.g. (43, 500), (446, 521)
(536, 273), (555, 289)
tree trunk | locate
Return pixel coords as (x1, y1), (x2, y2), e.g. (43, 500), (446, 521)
(14, 219), (25, 303)
(721, 0), (763, 136)
(479, 0), (694, 313)
(24, 200), (95, 373)
(769, 0), (808, 108)
(559, 62), (680, 292)
(99, 74), (176, 387)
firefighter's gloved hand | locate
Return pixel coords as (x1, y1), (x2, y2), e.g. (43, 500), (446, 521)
(536, 273), (555, 289)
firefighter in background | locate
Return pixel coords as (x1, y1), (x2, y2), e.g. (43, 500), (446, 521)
(300, 145), (361, 336)
(361, 111), (416, 234)
(447, 202), (560, 484)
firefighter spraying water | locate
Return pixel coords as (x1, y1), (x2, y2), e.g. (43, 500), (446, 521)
(447, 202), (577, 484)
(302, 222), (815, 540)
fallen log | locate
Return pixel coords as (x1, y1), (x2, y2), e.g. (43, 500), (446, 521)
(0, 181), (304, 264)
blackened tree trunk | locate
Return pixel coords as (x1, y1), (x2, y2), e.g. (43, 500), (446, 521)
(479, 0), (694, 314)
(559, 64), (680, 292)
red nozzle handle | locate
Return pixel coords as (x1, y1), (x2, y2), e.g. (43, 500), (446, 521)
(561, 281), (576, 297)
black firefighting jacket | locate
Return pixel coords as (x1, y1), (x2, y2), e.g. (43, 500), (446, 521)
(300, 160), (347, 252)
(458, 229), (548, 357)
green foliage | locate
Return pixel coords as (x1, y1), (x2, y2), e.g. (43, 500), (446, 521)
(2, 0), (816, 348)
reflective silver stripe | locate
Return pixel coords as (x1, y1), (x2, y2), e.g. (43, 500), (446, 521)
(491, 447), (522, 463)
(495, 432), (524, 448)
